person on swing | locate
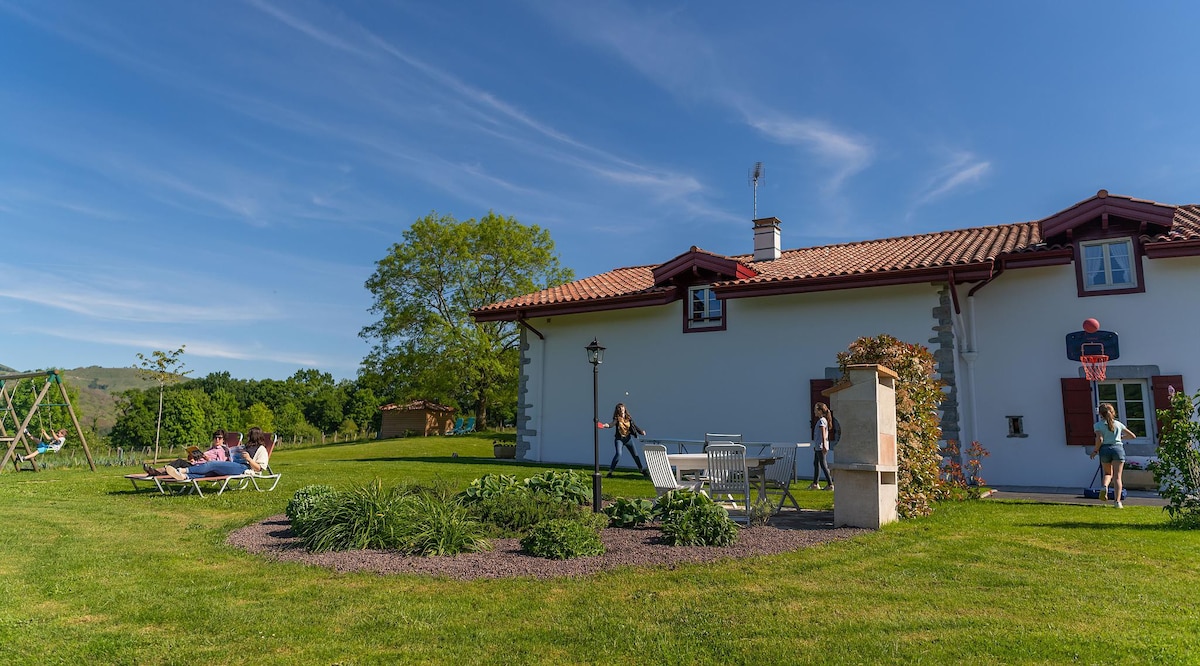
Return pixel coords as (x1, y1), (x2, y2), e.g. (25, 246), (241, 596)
(19, 428), (68, 462)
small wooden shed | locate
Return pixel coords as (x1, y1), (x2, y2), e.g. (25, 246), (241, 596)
(379, 400), (456, 438)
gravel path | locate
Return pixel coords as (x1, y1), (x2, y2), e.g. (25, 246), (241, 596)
(226, 513), (870, 580)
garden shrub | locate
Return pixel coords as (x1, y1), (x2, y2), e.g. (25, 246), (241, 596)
(940, 440), (990, 500)
(468, 490), (583, 537)
(652, 489), (712, 523)
(749, 497), (775, 527)
(520, 518), (605, 559)
(838, 334), (945, 518)
(603, 497), (654, 527)
(661, 503), (738, 547)
(458, 474), (521, 505)
(523, 469), (591, 505)
(1150, 390), (1200, 527)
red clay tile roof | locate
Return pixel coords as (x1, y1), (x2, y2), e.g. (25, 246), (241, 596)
(473, 198), (1200, 320)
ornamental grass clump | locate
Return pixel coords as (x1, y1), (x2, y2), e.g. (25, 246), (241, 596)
(297, 479), (491, 555)
(399, 493), (491, 556)
(838, 334), (945, 518)
(286, 484), (338, 538)
(299, 479), (410, 552)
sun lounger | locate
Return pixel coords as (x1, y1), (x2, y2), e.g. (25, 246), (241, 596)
(124, 434), (281, 497)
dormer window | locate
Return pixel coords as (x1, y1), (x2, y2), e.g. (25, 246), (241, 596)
(687, 286), (724, 331)
(1081, 238), (1136, 292)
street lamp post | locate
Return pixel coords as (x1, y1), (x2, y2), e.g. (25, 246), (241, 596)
(585, 337), (606, 512)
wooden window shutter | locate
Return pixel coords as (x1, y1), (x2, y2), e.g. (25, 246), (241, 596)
(1151, 374), (1184, 439)
(810, 378), (836, 433)
(1060, 378), (1095, 446)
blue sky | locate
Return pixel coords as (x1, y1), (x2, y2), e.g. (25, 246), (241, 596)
(2, 1), (1198, 381)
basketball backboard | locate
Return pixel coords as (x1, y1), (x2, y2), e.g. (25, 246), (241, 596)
(1065, 330), (1119, 361)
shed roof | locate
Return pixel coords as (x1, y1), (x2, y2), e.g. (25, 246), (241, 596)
(380, 400), (455, 413)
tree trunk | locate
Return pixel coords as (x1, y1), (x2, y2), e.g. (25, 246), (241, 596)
(154, 383), (164, 462)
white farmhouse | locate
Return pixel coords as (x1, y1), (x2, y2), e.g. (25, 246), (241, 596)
(472, 191), (1199, 489)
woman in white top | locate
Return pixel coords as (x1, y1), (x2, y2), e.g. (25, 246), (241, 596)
(809, 403), (834, 490)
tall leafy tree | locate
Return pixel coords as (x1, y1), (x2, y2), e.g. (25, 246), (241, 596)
(360, 211), (572, 424)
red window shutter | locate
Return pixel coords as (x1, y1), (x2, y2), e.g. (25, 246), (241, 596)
(810, 379), (835, 432)
(1151, 375), (1184, 439)
(1061, 378), (1095, 446)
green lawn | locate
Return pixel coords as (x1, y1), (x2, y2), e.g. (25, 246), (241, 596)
(1, 435), (1197, 665)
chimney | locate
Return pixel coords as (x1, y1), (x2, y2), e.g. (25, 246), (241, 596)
(752, 217), (781, 261)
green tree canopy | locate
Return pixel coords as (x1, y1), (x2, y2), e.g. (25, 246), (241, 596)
(360, 211), (572, 424)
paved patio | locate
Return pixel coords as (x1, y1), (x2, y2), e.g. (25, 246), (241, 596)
(984, 486), (1167, 507)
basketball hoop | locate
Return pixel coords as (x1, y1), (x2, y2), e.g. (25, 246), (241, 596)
(1080, 354), (1108, 381)
(1079, 342), (1108, 381)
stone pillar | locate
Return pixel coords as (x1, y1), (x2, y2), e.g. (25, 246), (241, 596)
(825, 364), (900, 529)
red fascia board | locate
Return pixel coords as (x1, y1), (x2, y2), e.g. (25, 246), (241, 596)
(1143, 239), (1200, 259)
(714, 265), (995, 299)
(471, 290), (678, 322)
(998, 248), (1074, 268)
(651, 252), (755, 284)
(1041, 200), (1175, 237)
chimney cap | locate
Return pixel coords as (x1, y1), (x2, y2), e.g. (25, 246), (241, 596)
(752, 216), (782, 227)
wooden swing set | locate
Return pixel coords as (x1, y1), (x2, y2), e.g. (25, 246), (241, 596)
(0, 370), (94, 473)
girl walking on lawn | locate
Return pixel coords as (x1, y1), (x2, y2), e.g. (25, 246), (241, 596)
(1090, 402), (1136, 508)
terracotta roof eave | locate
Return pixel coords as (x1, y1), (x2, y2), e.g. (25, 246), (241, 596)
(1143, 238), (1200, 259)
(714, 264), (996, 299)
(470, 289), (678, 322)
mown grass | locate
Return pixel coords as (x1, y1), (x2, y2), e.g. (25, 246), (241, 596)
(0, 434), (1197, 665)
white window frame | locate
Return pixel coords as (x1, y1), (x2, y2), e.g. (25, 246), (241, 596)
(687, 286), (723, 330)
(1080, 238), (1137, 292)
(1096, 379), (1153, 447)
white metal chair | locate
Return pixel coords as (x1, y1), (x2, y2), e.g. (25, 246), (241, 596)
(643, 444), (704, 497)
(705, 442), (751, 524)
(764, 443), (800, 513)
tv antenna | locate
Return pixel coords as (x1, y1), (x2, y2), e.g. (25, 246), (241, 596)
(748, 162), (765, 218)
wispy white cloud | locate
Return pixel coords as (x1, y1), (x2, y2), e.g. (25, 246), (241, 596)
(745, 115), (874, 193)
(0, 262), (279, 324)
(913, 152), (992, 206)
(533, 4), (874, 197)
(34, 327), (330, 368)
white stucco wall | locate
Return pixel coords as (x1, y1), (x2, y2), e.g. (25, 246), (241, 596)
(520, 284), (942, 473)
(966, 254), (1200, 488)
(517, 253), (1200, 488)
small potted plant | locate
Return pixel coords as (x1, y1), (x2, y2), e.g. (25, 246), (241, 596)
(493, 440), (516, 459)
(1123, 458), (1157, 491)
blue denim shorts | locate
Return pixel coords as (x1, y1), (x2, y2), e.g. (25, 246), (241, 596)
(1099, 446), (1126, 464)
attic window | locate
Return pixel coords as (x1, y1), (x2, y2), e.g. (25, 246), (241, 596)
(1080, 238), (1136, 292)
(686, 286), (724, 331)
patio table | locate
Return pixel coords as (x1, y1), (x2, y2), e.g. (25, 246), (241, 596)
(665, 453), (780, 500)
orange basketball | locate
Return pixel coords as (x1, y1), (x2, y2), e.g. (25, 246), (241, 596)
(1083, 318), (1100, 333)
